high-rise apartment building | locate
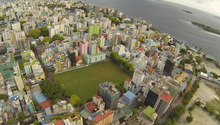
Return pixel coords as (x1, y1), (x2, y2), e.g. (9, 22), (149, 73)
(163, 58), (175, 76)
(98, 82), (120, 110)
(89, 24), (100, 35)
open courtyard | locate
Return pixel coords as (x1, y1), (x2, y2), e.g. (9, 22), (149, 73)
(55, 61), (132, 103)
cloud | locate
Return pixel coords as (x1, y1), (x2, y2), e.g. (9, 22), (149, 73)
(164, 0), (220, 16)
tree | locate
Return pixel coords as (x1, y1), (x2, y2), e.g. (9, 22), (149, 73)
(41, 25), (49, 37)
(211, 72), (220, 79)
(129, 66), (134, 74)
(42, 36), (51, 43)
(180, 49), (188, 55)
(133, 109), (138, 114)
(28, 29), (41, 39)
(0, 15), (7, 20)
(195, 101), (201, 106)
(188, 105), (195, 111)
(196, 58), (202, 64)
(192, 80), (200, 90)
(179, 91), (183, 97)
(39, 80), (63, 102)
(20, 21), (26, 29)
(19, 14), (23, 18)
(34, 120), (42, 125)
(186, 115), (193, 123)
(0, 94), (8, 101)
(137, 101), (144, 108)
(6, 119), (15, 124)
(31, 44), (36, 52)
(26, 82), (32, 88)
(73, 28), (77, 32)
(87, 98), (92, 102)
(17, 112), (25, 123)
(32, 99), (41, 111)
(69, 95), (81, 107)
(28, 13), (33, 16)
(51, 34), (64, 43)
(11, 18), (16, 21)
(50, 67), (56, 73)
(178, 64), (183, 69)
(19, 60), (29, 70)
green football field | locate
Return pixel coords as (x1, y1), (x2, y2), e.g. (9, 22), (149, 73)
(55, 61), (131, 103)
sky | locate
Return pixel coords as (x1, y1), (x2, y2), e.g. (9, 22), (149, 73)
(164, 0), (220, 16)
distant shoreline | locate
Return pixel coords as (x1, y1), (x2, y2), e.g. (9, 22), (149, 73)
(182, 10), (193, 14)
(191, 22), (220, 36)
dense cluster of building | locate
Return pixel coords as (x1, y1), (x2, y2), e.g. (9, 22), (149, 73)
(0, 0), (219, 124)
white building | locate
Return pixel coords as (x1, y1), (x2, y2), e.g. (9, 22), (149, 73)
(11, 22), (21, 31)
(99, 36), (105, 47)
(52, 15), (58, 23)
(157, 61), (165, 71)
(113, 44), (125, 56)
(132, 70), (145, 86)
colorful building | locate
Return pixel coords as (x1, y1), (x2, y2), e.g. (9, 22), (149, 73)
(24, 62), (32, 75)
(89, 24), (100, 35)
(120, 105), (133, 119)
(92, 109), (113, 125)
(83, 53), (106, 65)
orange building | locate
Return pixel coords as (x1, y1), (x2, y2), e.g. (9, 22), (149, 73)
(92, 109), (113, 125)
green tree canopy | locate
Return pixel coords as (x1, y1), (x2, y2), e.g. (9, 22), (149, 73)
(41, 25), (49, 37)
(39, 80), (62, 101)
(19, 59), (29, 70)
(69, 95), (81, 107)
(26, 82), (32, 88)
(28, 13), (33, 16)
(0, 15), (7, 20)
(186, 115), (193, 123)
(20, 21), (26, 29)
(133, 109), (138, 114)
(42, 36), (51, 43)
(51, 34), (64, 43)
(50, 67), (56, 73)
(180, 49), (188, 55)
(73, 28), (77, 32)
(34, 120), (42, 125)
(17, 112), (25, 123)
(0, 94), (8, 101)
(11, 18), (16, 21)
(32, 99), (41, 111)
(28, 29), (41, 39)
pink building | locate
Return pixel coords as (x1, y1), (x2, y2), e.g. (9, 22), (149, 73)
(80, 42), (85, 55)
(84, 40), (88, 54)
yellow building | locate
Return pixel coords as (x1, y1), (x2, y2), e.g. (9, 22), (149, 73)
(139, 35), (146, 42)
(92, 109), (113, 125)
(174, 73), (184, 83)
(168, 46), (177, 53)
(14, 73), (24, 91)
(136, 40), (140, 47)
(31, 64), (45, 82)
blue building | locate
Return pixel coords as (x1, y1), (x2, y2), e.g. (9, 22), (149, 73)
(120, 91), (136, 106)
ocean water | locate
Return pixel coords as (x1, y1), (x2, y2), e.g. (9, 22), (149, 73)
(83, 0), (220, 61)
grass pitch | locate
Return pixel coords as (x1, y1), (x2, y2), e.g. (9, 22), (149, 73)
(55, 61), (131, 103)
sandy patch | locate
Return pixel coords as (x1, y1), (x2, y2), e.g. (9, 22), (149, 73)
(175, 82), (219, 125)
(192, 82), (218, 102)
(176, 107), (219, 125)
(203, 59), (220, 75)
